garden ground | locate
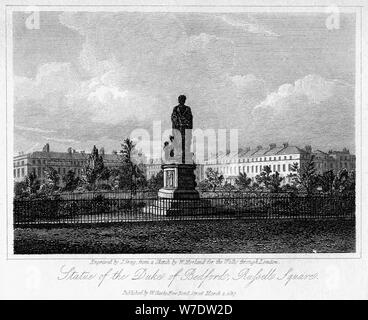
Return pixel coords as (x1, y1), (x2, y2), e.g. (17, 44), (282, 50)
(14, 219), (355, 254)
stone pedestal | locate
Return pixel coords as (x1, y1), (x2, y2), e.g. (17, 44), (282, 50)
(144, 163), (216, 216)
(158, 163), (199, 199)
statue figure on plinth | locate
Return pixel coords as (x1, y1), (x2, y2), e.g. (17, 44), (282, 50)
(155, 95), (200, 201)
(170, 95), (193, 164)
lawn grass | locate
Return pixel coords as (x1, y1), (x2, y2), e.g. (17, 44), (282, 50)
(14, 219), (355, 254)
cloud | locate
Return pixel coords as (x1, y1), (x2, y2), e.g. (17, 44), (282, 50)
(43, 136), (80, 144)
(13, 12), (354, 154)
(250, 74), (354, 150)
(253, 74), (337, 113)
(220, 15), (280, 37)
(15, 125), (56, 134)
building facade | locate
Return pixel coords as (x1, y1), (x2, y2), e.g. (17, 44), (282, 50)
(203, 143), (355, 184)
(14, 143), (355, 186)
(13, 144), (123, 183)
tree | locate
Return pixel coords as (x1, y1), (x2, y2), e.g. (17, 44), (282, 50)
(120, 138), (146, 192)
(14, 181), (28, 197)
(281, 183), (297, 193)
(317, 170), (335, 193)
(197, 179), (211, 192)
(83, 145), (105, 188)
(288, 156), (318, 195)
(44, 166), (60, 192)
(99, 167), (111, 181)
(204, 168), (224, 192)
(222, 181), (236, 192)
(268, 171), (284, 193)
(235, 172), (252, 191)
(333, 169), (355, 194)
(63, 170), (80, 192)
(108, 168), (123, 190)
(25, 171), (40, 194)
(256, 165), (284, 193)
(147, 170), (164, 191)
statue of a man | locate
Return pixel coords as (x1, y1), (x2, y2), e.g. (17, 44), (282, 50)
(171, 95), (193, 164)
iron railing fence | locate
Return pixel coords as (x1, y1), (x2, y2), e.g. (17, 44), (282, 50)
(13, 193), (355, 227)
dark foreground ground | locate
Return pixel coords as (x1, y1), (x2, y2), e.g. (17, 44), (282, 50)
(14, 219), (355, 254)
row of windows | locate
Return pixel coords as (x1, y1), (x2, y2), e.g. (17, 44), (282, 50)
(14, 167), (83, 178)
(14, 159), (88, 166)
(314, 162), (352, 170)
(213, 155), (298, 165)
(14, 168), (25, 178)
(14, 160), (25, 166)
(210, 163), (293, 175)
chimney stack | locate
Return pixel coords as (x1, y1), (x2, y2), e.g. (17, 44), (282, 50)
(305, 145), (312, 153)
(42, 143), (50, 153)
(283, 142), (289, 148)
(269, 143), (276, 149)
(67, 147), (72, 154)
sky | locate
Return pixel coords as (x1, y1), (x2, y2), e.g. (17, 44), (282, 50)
(13, 11), (356, 155)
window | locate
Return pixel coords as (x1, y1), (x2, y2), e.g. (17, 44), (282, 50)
(273, 165), (276, 172)
(274, 157), (276, 160)
(251, 166), (254, 173)
(283, 164), (286, 172)
(279, 156), (281, 160)
(13, 169), (16, 178)
(255, 166), (258, 173)
(289, 156), (292, 160)
(37, 167), (41, 177)
(21, 168), (25, 177)
(17, 168), (20, 177)
(38, 160), (41, 164)
(247, 166), (249, 173)
(32, 160), (35, 165)
(284, 156), (287, 160)
(277, 164), (280, 172)
(289, 164), (292, 170)
(21, 160), (24, 165)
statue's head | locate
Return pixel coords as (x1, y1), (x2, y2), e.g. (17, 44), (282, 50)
(178, 95), (186, 105)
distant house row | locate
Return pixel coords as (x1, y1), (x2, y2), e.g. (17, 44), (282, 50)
(13, 143), (124, 183)
(203, 143), (355, 184)
(146, 143), (355, 184)
(13, 142), (355, 185)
